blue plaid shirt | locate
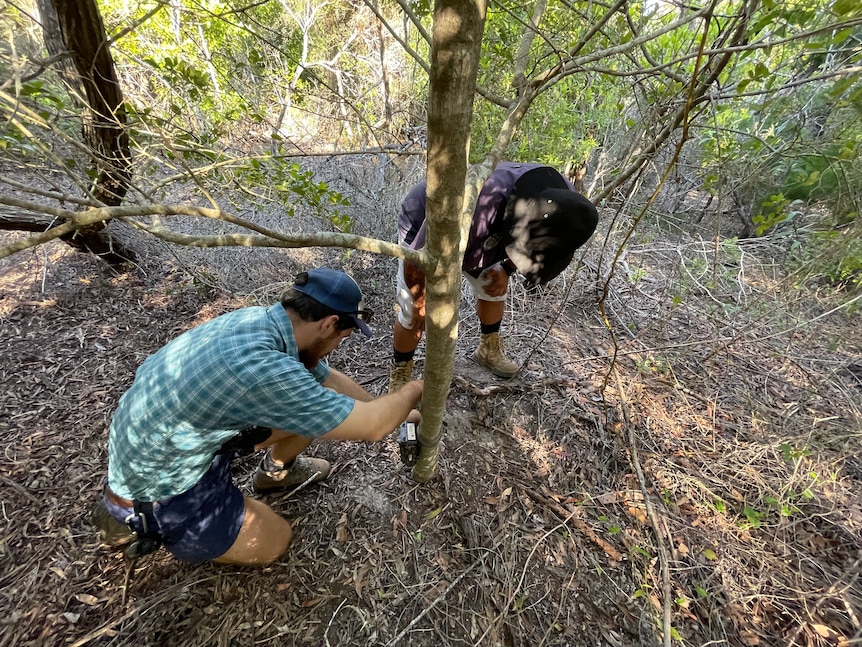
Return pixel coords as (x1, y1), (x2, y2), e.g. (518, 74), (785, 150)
(107, 303), (354, 501)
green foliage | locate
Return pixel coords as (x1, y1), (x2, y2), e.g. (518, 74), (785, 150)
(472, 2), (628, 171)
(796, 219), (862, 292)
(18, 81), (65, 111)
(692, 12), (861, 302)
(740, 504), (764, 529)
(224, 156), (351, 230)
(267, 161), (352, 230)
(779, 443), (811, 461)
(143, 56), (210, 102)
(752, 194), (792, 236)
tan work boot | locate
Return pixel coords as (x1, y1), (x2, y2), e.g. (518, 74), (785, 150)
(388, 359), (414, 393)
(91, 499), (135, 548)
(252, 455), (331, 493)
(472, 332), (520, 378)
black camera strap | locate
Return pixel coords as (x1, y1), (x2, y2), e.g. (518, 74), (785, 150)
(124, 500), (162, 560)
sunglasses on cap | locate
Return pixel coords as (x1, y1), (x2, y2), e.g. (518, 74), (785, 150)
(340, 308), (374, 324)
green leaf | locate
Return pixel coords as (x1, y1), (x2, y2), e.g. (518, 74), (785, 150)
(780, 504), (800, 517)
(19, 81), (44, 96)
(833, 0), (859, 15)
(424, 506), (444, 520)
(743, 505), (763, 528)
(703, 548), (717, 560)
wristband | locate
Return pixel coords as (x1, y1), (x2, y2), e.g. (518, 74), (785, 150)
(501, 258), (517, 276)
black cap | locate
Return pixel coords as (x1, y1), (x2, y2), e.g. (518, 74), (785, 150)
(502, 167), (599, 285)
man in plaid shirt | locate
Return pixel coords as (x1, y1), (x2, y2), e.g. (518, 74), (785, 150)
(94, 268), (422, 566)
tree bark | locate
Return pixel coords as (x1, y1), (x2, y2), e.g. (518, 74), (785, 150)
(412, 0), (487, 482)
(38, 0), (134, 263)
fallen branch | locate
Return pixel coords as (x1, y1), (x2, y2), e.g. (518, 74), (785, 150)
(384, 551), (488, 646)
(522, 486), (624, 564)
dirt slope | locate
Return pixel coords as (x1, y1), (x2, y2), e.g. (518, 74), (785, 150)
(1, 227), (860, 647)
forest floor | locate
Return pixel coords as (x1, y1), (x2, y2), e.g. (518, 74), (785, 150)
(1, 171), (861, 647)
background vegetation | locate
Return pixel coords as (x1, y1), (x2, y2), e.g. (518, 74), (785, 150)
(0, 0), (860, 645)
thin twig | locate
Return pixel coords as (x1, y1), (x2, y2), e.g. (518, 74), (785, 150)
(384, 551), (488, 647)
(613, 365), (674, 647)
(0, 474), (40, 505)
(70, 576), (218, 647)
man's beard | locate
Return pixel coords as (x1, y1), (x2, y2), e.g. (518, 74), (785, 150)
(299, 336), (334, 369)
(298, 349), (321, 370)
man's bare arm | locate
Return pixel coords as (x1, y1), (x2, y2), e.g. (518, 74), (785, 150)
(322, 380), (423, 442)
(323, 368), (374, 402)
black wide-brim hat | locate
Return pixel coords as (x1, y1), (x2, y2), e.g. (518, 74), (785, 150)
(502, 167), (599, 285)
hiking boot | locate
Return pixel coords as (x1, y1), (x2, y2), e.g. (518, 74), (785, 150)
(388, 359), (414, 393)
(252, 456), (331, 493)
(91, 499), (135, 548)
(472, 332), (520, 378)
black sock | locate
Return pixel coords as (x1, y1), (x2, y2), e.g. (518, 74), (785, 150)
(393, 350), (415, 363)
(480, 320), (502, 335)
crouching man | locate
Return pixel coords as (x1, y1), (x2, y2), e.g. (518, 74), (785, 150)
(92, 268), (422, 566)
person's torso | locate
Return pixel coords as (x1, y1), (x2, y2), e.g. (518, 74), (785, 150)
(106, 304), (347, 500)
(398, 162), (558, 273)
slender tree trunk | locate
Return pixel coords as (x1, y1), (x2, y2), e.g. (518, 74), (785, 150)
(377, 17), (392, 130)
(38, 0), (134, 263)
(197, 23), (222, 102)
(412, 0), (487, 482)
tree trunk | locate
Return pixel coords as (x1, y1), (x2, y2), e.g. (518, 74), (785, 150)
(412, 0), (487, 482)
(39, 0), (134, 263)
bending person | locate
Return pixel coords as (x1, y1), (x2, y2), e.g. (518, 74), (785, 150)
(390, 162), (598, 389)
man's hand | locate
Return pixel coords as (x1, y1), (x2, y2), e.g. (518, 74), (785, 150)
(480, 264), (510, 297)
(406, 408), (421, 424)
(324, 380), (423, 443)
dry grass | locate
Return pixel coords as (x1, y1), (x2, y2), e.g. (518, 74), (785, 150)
(1, 162), (860, 647)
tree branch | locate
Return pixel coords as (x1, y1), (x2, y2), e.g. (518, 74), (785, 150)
(0, 197), (424, 263)
(361, 0), (430, 74)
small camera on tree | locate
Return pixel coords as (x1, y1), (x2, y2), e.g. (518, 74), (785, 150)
(397, 421), (419, 467)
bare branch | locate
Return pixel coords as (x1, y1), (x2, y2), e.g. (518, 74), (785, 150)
(0, 197), (424, 263)
(361, 0), (430, 74)
(512, 0), (547, 92)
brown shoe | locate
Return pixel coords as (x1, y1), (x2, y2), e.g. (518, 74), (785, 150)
(252, 456), (331, 493)
(388, 359), (414, 393)
(91, 500), (135, 548)
(472, 332), (520, 378)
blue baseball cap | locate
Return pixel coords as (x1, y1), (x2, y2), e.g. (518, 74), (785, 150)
(293, 268), (373, 337)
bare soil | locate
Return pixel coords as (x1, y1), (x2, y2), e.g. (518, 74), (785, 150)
(1, 218), (861, 647)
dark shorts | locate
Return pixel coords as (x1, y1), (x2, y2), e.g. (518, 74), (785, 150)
(103, 454), (245, 563)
